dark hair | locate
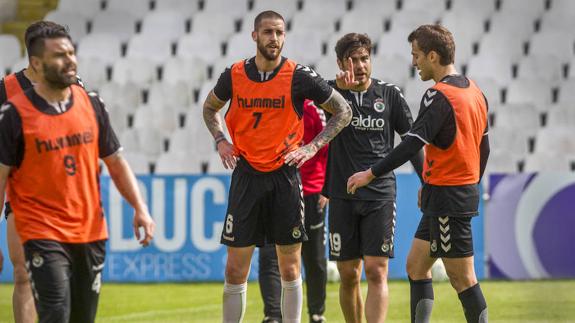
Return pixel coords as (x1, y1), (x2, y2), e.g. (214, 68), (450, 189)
(253, 10), (285, 31)
(25, 21), (71, 57)
(407, 24), (455, 65)
(335, 33), (372, 62)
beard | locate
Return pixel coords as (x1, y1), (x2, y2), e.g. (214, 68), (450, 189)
(43, 62), (77, 89)
(257, 40), (283, 61)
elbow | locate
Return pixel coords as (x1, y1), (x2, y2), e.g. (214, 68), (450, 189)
(341, 106), (352, 126)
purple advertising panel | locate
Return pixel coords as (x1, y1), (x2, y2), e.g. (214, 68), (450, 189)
(487, 173), (575, 279)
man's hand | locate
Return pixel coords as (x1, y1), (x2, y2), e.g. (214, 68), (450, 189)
(335, 57), (359, 90)
(318, 194), (329, 212)
(347, 168), (376, 194)
(133, 208), (155, 247)
(217, 140), (238, 169)
(284, 144), (318, 168)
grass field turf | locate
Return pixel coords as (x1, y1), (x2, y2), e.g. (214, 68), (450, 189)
(1, 280), (574, 322)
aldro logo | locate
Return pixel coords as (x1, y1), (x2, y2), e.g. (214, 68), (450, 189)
(351, 115), (385, 130)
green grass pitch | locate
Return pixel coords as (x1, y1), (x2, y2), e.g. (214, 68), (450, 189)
(1, 280), (574, 322)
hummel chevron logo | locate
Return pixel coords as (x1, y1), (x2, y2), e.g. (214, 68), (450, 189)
(297, 65), (318, 77)
(440, 234), (450, 243)
(441, 243), (451, 252)
(424, 98), (434, 107)
(438, 217), (449, 225)
(426, 90), (437, 97)
(0, 103), (10, 112)
(440, 225), (450, 233)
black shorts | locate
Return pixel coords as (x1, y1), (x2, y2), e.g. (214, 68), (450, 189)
(4, 201), (12, 220)
(414, 215), (474, 258)
(328, 199), (396, 261)
(221, 158), (307, 247)
(24, 239), (106, 323)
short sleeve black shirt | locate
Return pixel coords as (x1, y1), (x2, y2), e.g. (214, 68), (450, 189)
(323, 79), (416, 200)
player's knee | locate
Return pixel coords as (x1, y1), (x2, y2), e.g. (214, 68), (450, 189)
(364, 262), (388, 284)
(337, 264), (361, 286)
(406, 259), (429, 280)
(445, 267), (477, 291)
(225, 266), (249, 284)
(13, 265), (30, 285)
(279, 263), (300, 281)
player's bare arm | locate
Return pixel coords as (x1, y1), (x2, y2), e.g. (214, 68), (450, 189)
(285, 91), (351, 167)
(103, 152), (155, 247)
(203, 90), (238, 169)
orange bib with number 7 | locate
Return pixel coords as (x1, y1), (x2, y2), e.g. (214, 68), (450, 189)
(7, 85), (107, 244)
(226, 59), (303, 172)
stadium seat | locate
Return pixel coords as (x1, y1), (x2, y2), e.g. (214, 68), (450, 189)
(251, 0), (300, 20)
(467, 54), (514, 85)
(488, 11), (536, 45)
(0, 34), (21, 71)
(524, 152), (572, 172)
(202, 0), (248, 18)
(402, 0), (446, 21)
(106, 0), (151, 18)
(289, 11), (338, 39)
(168, 127), (214, 156)
(106, 103), (130, 133)
(224, 33), (255, 62)
(77, 33), (122, 65)
(196, 80), (217, 104)
(44, 10), (88, 41)
(9, 57), (28, 74)
(155, 151), (203, 174)
(77, 57), (108, 90)
(190, 12), (237, 42)
(492, 103), (540, 134)
(376, 31), (412, 61)
(547, 104), (575, 127)
(133, 104), (179, 136)
(155, 0), (199, 15)
(57, 0), (102, 16)
(516, 55), (564, 85)
(539, 10), (575, 34)
(177, 34), (222, 64)
(499, 0), (546, 20)
(549, 0), (575, 12)
(314, 53), (340, 81)
(472, 76), (502, 105)
(121, 151), (153, 174)
(371, 54), (411, 88)
(126, 34), (173, 64)
(338, 12), (385, 40)
(476, 32), (525, 64)
(449, 0), (495, 20)
(534, 127), (575, 154)
(388, 9), (440, 34)
(98, 81), (143, 112)
(350, 0), (397, 20)
(147, 81), (192, 110)
(403, 78), (434, 104)
(486, 149), (521, 173)
(282, 30), (324, 66)
(112, 58), (158, 86)
(557, 79), (575, 104)
(505, 79), (553, 111)
(440, 11), (486, 63)
(528, 31), (575, 63)
(140, 10), (189, 40)
(123, 127), (166, 157)
(489, 127), (530, 156)
(163, 57), (208, 88)
(91, 11), (138, 42)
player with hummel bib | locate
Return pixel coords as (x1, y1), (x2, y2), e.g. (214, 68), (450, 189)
(323, 33), (423, 323)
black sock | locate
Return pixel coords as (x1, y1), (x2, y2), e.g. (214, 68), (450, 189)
(409, 277), (434, 323)
(458, 283), (488, 323)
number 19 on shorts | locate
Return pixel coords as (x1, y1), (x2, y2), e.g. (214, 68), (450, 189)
(329, 232), (341, 255)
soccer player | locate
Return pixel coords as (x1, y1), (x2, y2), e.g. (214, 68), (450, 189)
(0, 22), (155, 323)
(0, 21), (86, 323)
(202, 10), (351, 323)
(258, 99), (329, 323)
(347, 24), (490, 323)
(324, 33), (423, 323)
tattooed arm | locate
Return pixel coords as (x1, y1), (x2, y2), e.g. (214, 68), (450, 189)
(285, 90), (351, 167)
(203, 90), (237, 169)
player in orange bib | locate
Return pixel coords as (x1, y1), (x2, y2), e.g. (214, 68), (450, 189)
(348, 25), (490, 323)
(203, 11), (351, 323)
(0, 22), (155, 323)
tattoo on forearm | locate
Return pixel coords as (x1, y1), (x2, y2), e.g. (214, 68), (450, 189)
(313, 91), (352, 149)
(203, 91), (227, 140)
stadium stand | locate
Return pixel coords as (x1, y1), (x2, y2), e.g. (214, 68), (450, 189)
(1, 0), (573, 174)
